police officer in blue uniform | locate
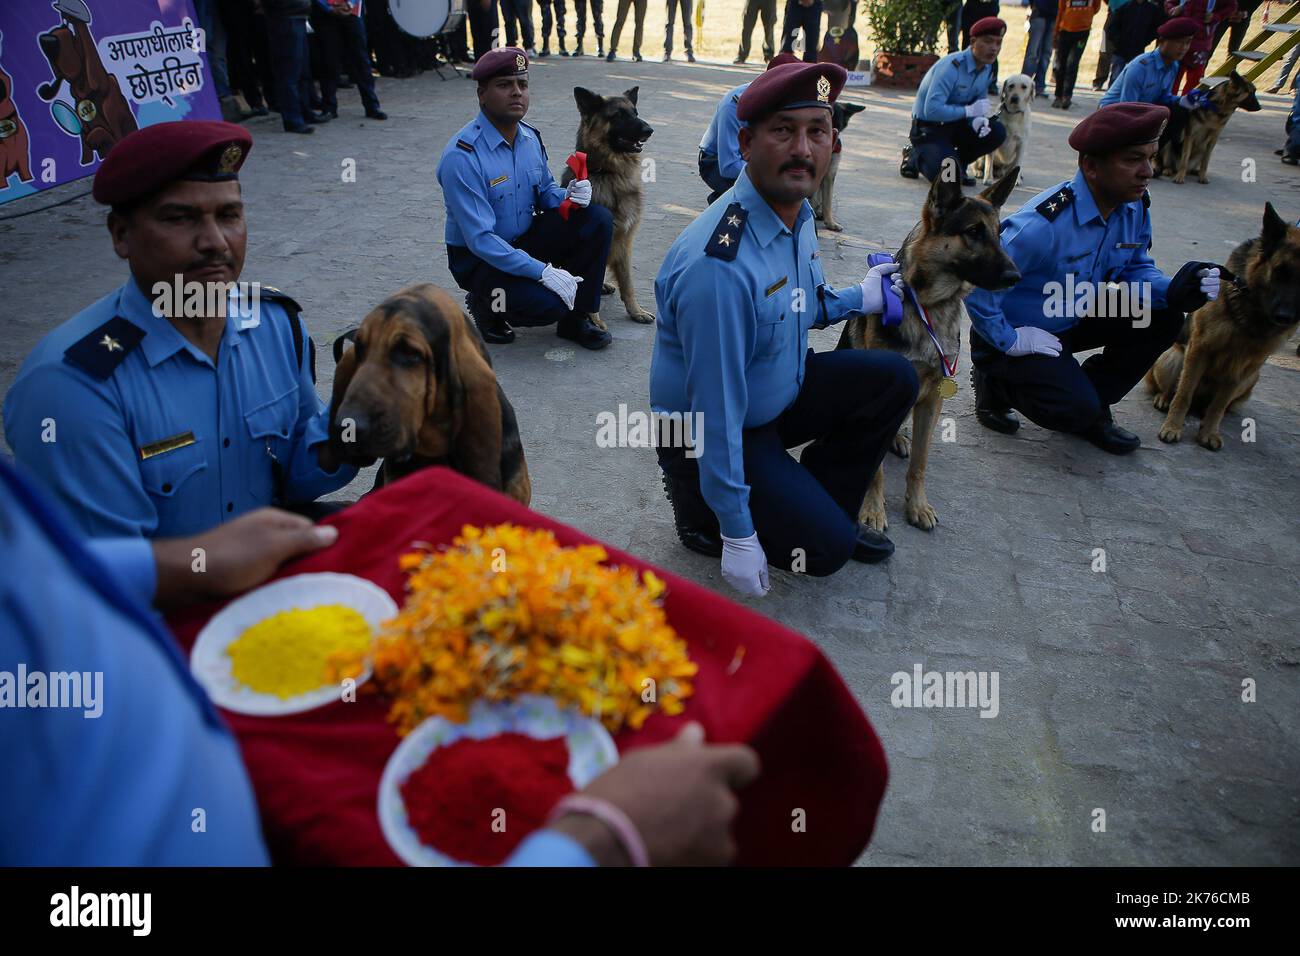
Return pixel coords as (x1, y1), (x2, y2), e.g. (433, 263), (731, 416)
(652, 62), (918, 599)
(437, 47), (614, 350)
(900, 15), (1007, 186)
(698, 51), (800, 204)
(3, 122), (357, 539)
(966, 103), (1224, 455)
(1100, 18), (1203, 151)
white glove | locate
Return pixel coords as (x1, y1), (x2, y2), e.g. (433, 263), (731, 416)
(540, 264), (582, 310)
(1007, 326), (1063, 357)
(1198, 266), (1221, 301)
(859, 262), (905, 316)
(720, 533), (769, 598)
(964, 98), (991, 119)
(565, 179), (592, 207)
(972, 116), (991, 138)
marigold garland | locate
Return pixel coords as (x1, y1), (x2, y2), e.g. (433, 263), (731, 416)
(334, 524), (696, 735)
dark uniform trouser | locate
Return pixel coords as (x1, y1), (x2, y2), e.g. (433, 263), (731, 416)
(665, 0), (694, 55)
(658, 349), (919, 577)
(314, 13), (380, 114)
(539, 0), (567, 44)
(1054, 29), (1090, 101)
(501, 0), (536, 48)
(447, 204), (614, 326)
(574, 0), (605, 43)
(970, 309), (1184, 434)
(738, 0), (777, 60)
(909, 117), (1006, 182)
(779, 0), (821, 63)
(698, 150), (735, 205)
(609, 0), (647, 55)
(468, 0), (501, 60)
(266, 14), (311, 128)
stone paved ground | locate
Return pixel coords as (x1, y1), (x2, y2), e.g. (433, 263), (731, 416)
(2, 56), (1297, 865)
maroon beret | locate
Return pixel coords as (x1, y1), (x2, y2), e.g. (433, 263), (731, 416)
(1157, 17), (1199, 40)
(737, 62), (847, 122)
(1068, 102), (1170, 154)
(970, 16), (1007, 38)
(766, 52), (801, 70)
(471, 46), (528, 81)
(92, 120), (251, 207)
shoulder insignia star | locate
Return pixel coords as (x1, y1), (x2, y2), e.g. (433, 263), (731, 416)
(717, 232), (733, 246)
(727, 214), (742, 227)
(100, 335), (122, 352)
(64, 316), (145, 380)
(705, 202), (748, 261)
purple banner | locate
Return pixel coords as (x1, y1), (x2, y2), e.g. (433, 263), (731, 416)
(0, 0), (220, 205)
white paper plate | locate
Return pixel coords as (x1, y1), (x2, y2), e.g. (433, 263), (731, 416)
(378, 695), (620, 867)
(190, 572), (395, 716)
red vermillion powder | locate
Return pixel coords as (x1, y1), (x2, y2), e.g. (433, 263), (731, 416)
(400, 732), (574, 866)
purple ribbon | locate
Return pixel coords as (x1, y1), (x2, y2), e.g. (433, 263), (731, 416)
(868, 252), (904, 327)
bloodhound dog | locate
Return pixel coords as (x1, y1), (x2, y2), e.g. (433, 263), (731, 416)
(329, 283), (531, 504)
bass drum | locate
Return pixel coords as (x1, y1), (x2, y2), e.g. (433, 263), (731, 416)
(388, 0), (466, 37)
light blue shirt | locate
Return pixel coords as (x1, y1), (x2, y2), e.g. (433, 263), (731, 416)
(1099, 49), (1181, 108)
(649, 170), (865, 539)
(913, 49), (994, 123)
(699, 82), (750, 180)
(3, 278), (355, 540)
(0, 458), (595, 867)
(436, 111), (569, 280)
(966, 169), (1173, 352)
(0, 457), (269, 866)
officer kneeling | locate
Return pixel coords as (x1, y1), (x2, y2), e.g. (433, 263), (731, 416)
(965, 103), (1223, 455)
(651, 62), (919, 599)
(900, 16), (1007, 186)
(436, 47), (613, 350)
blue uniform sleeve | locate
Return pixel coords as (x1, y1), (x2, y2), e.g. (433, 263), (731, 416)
(437, 149), (546, 280)
(966, 216), (1053, 353)
(1116, 209), (1172, 309)
(282, 313), (358, 503)
(819, 282), (866, 327)
(503, 829), (598, 867)
(920, 63), (970, 124)
(717, 96), (747, 180)
(536, 161), (569, 211)
(85, 537), (157, 606)
(3, 362), (159, 538)
(668, 259), (758, 539)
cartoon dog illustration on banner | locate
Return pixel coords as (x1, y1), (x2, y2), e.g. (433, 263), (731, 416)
(0, 32), (35, 187)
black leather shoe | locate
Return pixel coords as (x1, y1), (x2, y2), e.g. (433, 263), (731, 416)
(661, 471), (722, 557)
(899, 146), (919, 179)
(465, 294), (514, 344)
(284, 124), (314, 134)
(961, 173), (976, 186)
(557, 313), (612, 350)
(365, 109), (387, 120)
(971, 366), (1020, 434)
(305, 111), (330, 124)
(852, 524), (895, 563)
(1079, 417), (1141, 455)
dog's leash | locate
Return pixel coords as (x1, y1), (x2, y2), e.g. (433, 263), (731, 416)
(867, 252), (958, 399)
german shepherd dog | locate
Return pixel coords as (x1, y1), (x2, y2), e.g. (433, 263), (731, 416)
(811, 100), (865, 232)
(1147, 203), (1300, 452)
(838, 169), (1021, 531)
(1155, 71), (1261, 185)
(562, 87), (655, 324)
(329, 283), (531, 503)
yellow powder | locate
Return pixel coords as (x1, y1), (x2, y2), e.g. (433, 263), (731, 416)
(228, 605), (371, 700)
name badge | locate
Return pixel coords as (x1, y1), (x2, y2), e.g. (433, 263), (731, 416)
(489, 174), (509, 187)
(1115, 242), (1142, 250)
(765, 276), (789, 297)
(139, 431), (196, 460)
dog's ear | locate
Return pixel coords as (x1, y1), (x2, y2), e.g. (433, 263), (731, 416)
(574, 86), (603, 116)
(328, 339), (358, 432)
(923, 168), (964, 226)
(624, 86), (639, 106)
(1261, 202), (1289, 252)
(844, 103), (866, 117)
(445, 308), (505, 491)
(980, 166), (1019, 210)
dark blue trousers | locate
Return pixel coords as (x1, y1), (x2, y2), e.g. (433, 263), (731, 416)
(698, 151), (735, 205)
(908, 117), (1007, 182)
(778, 0), (821, 62)
(970, 309), (1183, 433)
(314, 12), (380, 115)
(447, 204), (614, 325)
(660, 348), (918, 577)
(267, 15), (311, 129)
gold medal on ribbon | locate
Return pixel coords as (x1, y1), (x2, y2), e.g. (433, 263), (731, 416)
(939, 377), (958, 400)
